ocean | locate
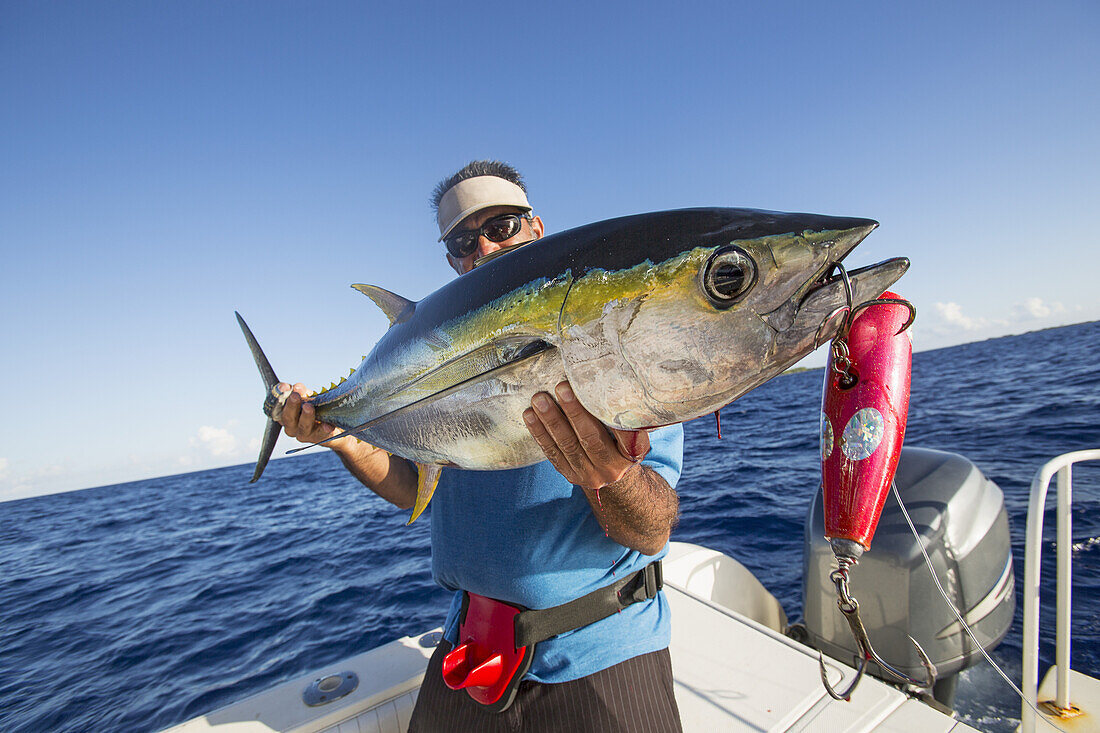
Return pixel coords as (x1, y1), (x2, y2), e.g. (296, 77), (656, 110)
(1, 321), (1097, 732)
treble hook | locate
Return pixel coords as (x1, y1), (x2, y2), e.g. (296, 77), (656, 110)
(849, 297), (917, 336)
(818, 564), (937, 700)
(813, 264), (918, 344)
(813, 263), (856, 348)
(813, 305), (851, 350)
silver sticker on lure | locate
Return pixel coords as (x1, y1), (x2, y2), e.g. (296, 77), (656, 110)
(841, 407), (885, 461)
(820, 411), (834, 461)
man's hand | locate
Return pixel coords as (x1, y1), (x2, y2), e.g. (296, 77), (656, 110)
(275, 382), (355, 451)
(522, 381), (649, 491)
(272, 383), (418, 509)
(523, 381), (678, 555)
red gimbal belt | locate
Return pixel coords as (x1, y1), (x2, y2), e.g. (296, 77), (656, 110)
(441, 561), (663, 713)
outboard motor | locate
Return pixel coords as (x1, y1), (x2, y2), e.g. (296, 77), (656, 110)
(802, 446), (1015, 708)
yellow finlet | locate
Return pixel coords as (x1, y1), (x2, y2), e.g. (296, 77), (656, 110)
(407, 463), (443, 525)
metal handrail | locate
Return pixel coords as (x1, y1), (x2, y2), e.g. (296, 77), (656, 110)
(1021, 449), (1100, 733)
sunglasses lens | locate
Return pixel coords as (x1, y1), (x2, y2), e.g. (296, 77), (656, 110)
(445, 213), (528, 259)
(483, 215), (521, 242)
(446, 232), (478, 258)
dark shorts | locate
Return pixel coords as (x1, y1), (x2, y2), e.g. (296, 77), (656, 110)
(409, 641), (683, 732)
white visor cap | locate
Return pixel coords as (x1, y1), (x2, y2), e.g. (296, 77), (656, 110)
(437, 176), (532, 241)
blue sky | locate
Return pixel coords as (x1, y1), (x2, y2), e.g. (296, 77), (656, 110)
(2, 1), (1097, 501)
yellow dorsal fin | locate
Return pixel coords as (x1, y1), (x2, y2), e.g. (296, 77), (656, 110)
(351, 283), (416, 327)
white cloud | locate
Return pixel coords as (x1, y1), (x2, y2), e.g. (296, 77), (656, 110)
(0, 457), (7, 478)
(191, 425), (239, 456)
(1014, 297), (1066, 320)
(933, 302), (986, 331)
(916, 296), (1091, 353)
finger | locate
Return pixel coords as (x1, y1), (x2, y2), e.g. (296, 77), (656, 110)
(531, 391), (597, 479)
(611, 427), (650, 462)
(281, 391), (303, 436)
(281, 384), (315, 439)
(297, 400), (320, 439)
(523, 406), (580, 483)
(553, 382), (622, 469)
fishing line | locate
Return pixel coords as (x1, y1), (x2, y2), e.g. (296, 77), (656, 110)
(891, 481), (1068, 733)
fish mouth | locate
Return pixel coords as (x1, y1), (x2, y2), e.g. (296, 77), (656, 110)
(806, 256), (909, 301)
(756, 255), (909, 379)
(798, 219), (897, 310)
(758, 222), (880, 333)
(808, 257), (866, 300)
(815, 222), (879, 281)
(800, 257), (912, 344)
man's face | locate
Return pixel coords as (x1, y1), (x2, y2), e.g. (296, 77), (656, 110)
(446, 205), (545, 275)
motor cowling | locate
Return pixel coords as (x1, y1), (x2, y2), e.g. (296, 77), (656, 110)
(802, 446), (1014, 705)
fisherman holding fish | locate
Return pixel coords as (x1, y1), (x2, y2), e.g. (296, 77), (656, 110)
(273, 161), (686, 730)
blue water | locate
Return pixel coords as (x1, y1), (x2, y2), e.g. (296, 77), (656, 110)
(2, 322), (1098, 732)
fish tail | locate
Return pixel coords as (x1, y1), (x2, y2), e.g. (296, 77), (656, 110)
(235, 312), (283, 483)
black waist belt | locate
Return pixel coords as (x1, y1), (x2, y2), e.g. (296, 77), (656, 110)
(513, 560), (663, 647)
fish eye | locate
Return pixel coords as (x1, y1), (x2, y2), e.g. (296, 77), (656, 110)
(702, 247), (756, 305)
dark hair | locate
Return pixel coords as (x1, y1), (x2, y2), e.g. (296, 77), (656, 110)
(430, 160), (527, 213)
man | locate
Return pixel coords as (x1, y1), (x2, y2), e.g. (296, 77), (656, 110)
(275, 161), (684, 731)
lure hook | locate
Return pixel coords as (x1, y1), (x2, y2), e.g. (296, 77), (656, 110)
(818, 564), (937, 700)
(815, 265), (917, 343)
(848, 297), (917, 335)
(813, 262), (856, 350)
(835, 264), (856, 337)
(814, 305), (851, 350)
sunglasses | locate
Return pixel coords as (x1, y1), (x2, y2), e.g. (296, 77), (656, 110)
(444, 213), (533, 259)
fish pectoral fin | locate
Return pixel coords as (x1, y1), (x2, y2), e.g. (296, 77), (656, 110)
(352, 283), (416, 327)
(407, 463), (443, 525)
(384, 336), (554, 401)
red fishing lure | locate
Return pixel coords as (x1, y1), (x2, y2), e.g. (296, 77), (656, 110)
(820, 291), (912, 551)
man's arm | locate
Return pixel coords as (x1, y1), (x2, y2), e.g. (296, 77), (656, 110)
(275, 383), (419, 509)
(523, 381), (680, 555)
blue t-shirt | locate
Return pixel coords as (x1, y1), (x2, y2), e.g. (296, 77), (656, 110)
(429, 425), (684, 684)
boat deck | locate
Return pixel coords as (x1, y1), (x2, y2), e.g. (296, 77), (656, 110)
(666, 580), (975, 731)
(166, 542), (977, 732)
